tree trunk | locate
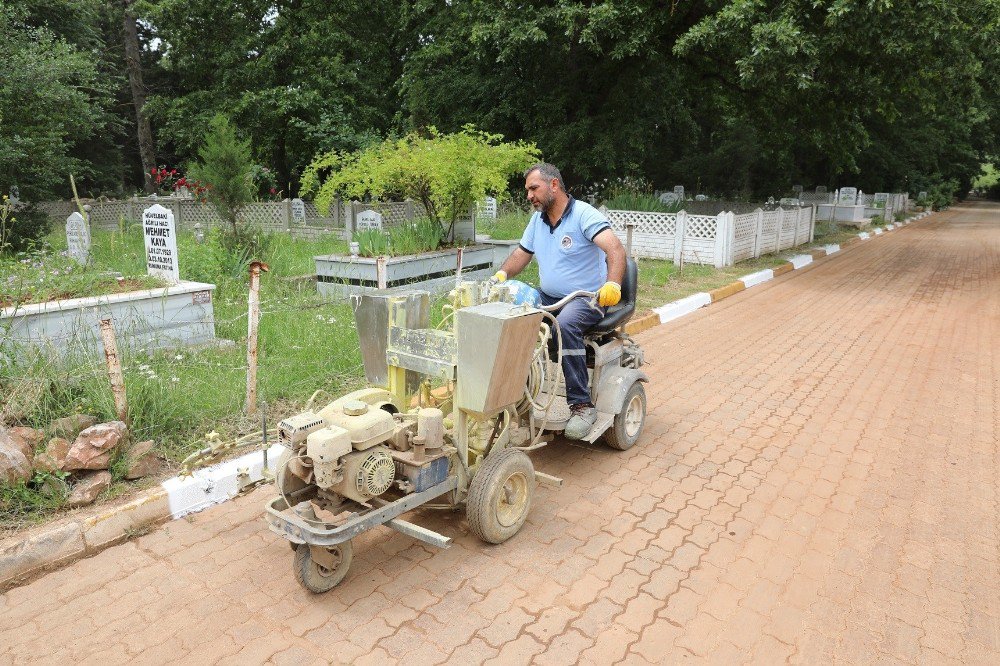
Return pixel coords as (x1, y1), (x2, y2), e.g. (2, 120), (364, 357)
(122, 1), (156, 194)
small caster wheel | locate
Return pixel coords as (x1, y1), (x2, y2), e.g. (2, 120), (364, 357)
(603, 382), (646, 451)
(293, 541), (353, 593)
(467, 448), (534, 544)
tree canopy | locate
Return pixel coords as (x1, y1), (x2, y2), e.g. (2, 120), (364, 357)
(2, 0), (997, 203)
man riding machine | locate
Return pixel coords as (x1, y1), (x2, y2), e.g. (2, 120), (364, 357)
(265, 164), (648, 592)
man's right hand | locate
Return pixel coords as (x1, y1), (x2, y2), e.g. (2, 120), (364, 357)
(492, 270), (507, 283)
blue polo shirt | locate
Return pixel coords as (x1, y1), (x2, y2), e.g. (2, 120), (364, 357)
(519, 197), (611, 298)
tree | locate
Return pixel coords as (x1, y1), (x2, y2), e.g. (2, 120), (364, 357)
(302, 127), (539, 241)
(187, 115), (254, 237)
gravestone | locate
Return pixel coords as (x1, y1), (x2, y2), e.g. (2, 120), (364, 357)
(816, 186), (828, 195)
(793, 184), (803, 194)
(694, 194), (708, 201)
(838, 187), (858, 205)
(65, 212), (91, 265)
(873, 193), (889, 208)
(673, 185), (685, 199)
(142, 204), (180, 282)
(9, 186), (19, 204)
(766, 197), (776, 205)
(479, 196), (497, 220)
(918, 191), (928, 200)
(356, 209), (384, 232)
(780, 198), (799, 206)
(291, 198), (306, 223)
(659, 192), (680, 205)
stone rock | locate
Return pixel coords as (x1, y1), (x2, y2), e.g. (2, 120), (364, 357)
(49, 414), (98, 441)
(66, 471), (111, 508)
(125, 440), (161, 480)
(0, 434), (32, 485)
(8, 426), (44, 460)
(64, 422), (128, 472)
(33, 437), (71, 473)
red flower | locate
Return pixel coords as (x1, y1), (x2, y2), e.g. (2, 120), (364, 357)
(269, 187), (277, 194)
(177, 178), (187, 186)
(149, 168), (156, 175)
(170, 169), (177, 176)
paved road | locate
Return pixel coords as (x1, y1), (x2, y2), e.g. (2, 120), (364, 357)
(3, 202), (999, 664)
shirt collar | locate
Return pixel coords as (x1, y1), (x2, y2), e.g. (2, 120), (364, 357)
(541, 195), (575, 229)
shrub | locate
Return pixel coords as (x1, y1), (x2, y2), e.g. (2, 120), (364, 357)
(187, 115), (256, 248)
(303, 126), (539, 242)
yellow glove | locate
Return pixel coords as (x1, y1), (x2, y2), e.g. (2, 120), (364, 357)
(493, 270), (507, 283)
(597, 281), (622, 307)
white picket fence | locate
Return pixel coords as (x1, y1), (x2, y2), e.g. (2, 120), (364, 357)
(607, 207), (815, 267)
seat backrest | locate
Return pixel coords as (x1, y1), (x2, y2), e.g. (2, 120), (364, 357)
(586, 257), (638, 335)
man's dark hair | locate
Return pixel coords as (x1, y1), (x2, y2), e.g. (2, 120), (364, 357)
(524, 163), (565, 192)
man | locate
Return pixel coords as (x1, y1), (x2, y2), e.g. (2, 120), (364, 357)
(492, 163), (626, 439)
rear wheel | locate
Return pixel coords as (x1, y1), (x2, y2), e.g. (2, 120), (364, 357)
(466, 449), (535, 544)
(604, 382), (646, 451)
(293, 541), (353, 593)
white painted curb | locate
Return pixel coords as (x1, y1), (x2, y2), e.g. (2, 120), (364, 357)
(823, 244), (841, 255)
(789, 254), (814, 269)
(654, 292), (711, 324)
(739, 269), (774, 289)
(161, 444), (283, 519)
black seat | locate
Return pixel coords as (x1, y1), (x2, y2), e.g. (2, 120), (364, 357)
(586, 257), (638, 335)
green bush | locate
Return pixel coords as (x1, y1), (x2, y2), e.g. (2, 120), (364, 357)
(353, 228), (390, 256)
(0, 202), (51, 255)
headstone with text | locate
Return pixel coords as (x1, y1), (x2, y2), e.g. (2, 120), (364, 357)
(356, 209), (384, 232)
(816, 186), (828, 195)
(838, 187), (858, 205)
(142, 204), (180, 282)
(873, 193), (889, 208)
(479, 197), (498, 220)
(291, 198), (306, 222)
(673, 185), (685, 199)
(659, 192), (680, 205)
(65, 212), (91, 265)
(780, 198), (799, 206)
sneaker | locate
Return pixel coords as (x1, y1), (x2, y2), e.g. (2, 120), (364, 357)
(565, 403), (597, 440)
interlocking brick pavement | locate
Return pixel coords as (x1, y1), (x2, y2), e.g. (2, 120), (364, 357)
(2, 202), (999, 664)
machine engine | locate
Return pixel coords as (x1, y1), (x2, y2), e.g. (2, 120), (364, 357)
(277, 395), (448, 503)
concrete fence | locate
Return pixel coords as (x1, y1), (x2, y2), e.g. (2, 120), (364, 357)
(607, 206), (815, 267)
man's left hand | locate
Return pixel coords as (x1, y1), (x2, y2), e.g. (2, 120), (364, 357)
(597, 281), (621, 307)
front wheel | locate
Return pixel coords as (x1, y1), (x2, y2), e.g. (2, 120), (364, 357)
(467, 448), (535, 544)
(293, 541), (353, 593)
(603, 382), (646, 451)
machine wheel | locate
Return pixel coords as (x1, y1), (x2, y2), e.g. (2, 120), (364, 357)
(604, 382), (646, 451)
(293, 541), (353, 593)
(467, 448), (535, 544)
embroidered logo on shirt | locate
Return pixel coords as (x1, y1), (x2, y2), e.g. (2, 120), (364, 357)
(560, 235), (573, 249)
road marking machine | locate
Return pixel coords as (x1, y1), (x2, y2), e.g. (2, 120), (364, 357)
(266, 259), (647, 591)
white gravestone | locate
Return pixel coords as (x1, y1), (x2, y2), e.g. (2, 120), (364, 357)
(356, 209), (384, 232)
(780, 198), (799, 206)
(873, 193), (889, 208)
(839, 187), (858, 205)
(793, 184), (803, 194)
(291, 198), (306, 222)
(918, 191), (928, 200)
(659, 192), (680, 205)
(479, 197), (497, 220)
(694, 194), (708, 201)
(142, 204), (179, 282)
(673, 185), (685, 199)
(65, 212), (91, 265)
(816, 186), (828, 195)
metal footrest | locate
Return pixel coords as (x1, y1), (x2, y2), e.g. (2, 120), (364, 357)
(533, 391), (571, 426)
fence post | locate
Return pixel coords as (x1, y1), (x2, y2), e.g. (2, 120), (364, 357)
(810, 205), (817, 241)
(245, 261), (269, 416)
(99, 318), (128, 423)
(625, 221), (636, 258)
(282, 198), (292, 227)
(673, 211), (687, 265)
(376, 255), (388, 290)
(171, 199), (182, 229)
(773, 207), (783, 251)
(406, 198), (415, 221)
(712, 212), (727, 268)
(792, 208), (802, 247)
(753, 208), (764, 258)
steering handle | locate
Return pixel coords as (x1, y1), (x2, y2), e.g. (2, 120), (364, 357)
(538, 290), (600, 312)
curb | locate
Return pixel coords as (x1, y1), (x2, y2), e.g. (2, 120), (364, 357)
(0, 211), (933, 592)
(0, 444), (282, 592)
(643, 211), (930, 328)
